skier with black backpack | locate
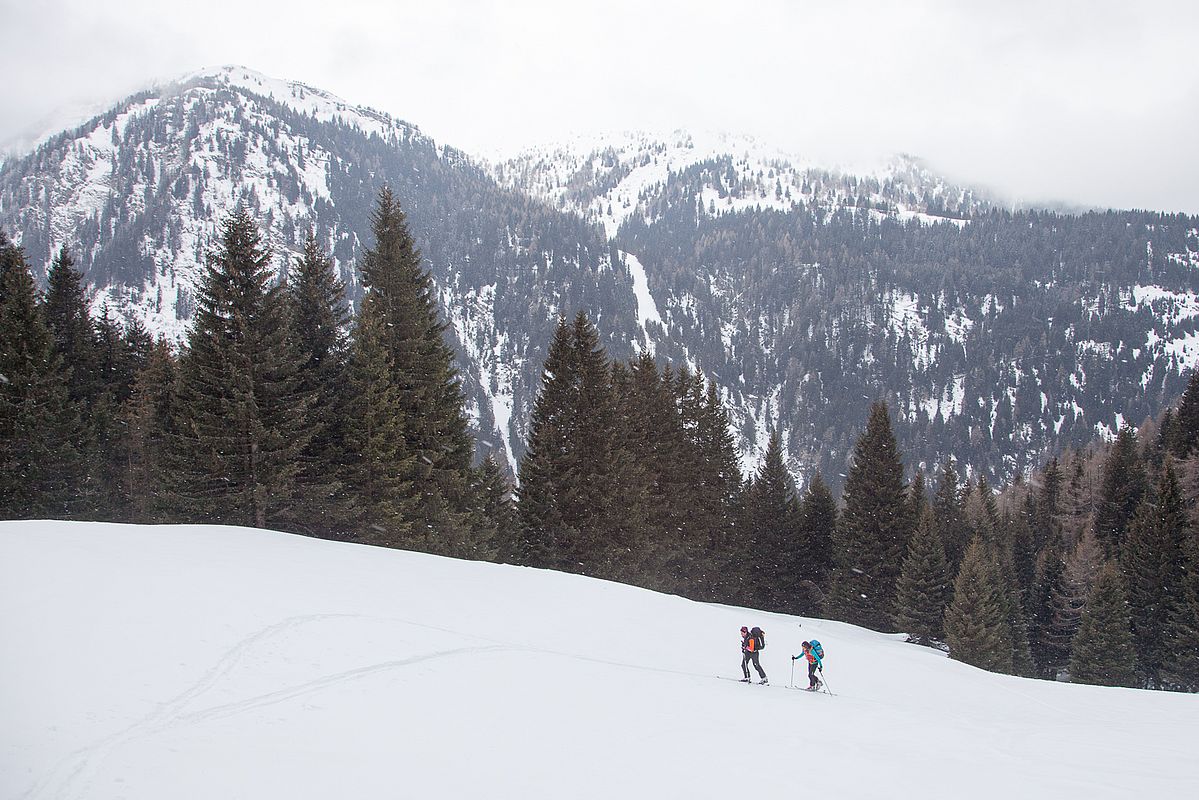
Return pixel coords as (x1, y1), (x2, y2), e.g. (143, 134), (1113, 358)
(792, 640), (824, 691)
(741, 625), (768, 684)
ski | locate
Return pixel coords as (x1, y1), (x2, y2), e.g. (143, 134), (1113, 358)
(717, 676), (833, 695)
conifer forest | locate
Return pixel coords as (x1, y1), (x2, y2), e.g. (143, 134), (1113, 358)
(4, 188), (1198, 693)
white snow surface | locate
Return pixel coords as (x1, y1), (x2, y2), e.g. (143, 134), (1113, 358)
(623, 250), (662, 351)
(3, 522), (1198, 799)
(491, 130), (977, 240)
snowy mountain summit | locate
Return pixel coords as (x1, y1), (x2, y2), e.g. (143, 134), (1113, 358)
(3, 521), (1196, 799)
(490, 129), (982, 239)
(2, 66), (1199, 486)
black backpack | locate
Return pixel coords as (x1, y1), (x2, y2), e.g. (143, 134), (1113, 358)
(750, 626), (766, 650)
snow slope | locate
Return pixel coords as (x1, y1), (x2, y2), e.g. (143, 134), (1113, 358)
(3, 521), (1197, 799)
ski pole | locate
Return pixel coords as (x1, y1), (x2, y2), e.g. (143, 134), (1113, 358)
(790, 657), (795, 689)
(819, 668), (833, 696)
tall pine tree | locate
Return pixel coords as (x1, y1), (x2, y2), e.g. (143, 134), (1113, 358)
(287, 231), (350, 537)
(894, 506), (952, 646)
(933, 460), (970, 574)
(0, 234), (82, 517)
(1094, 426), (1147, 559)
(945, 536), (1013, 673)
(359, 188), (478, 554)
(116, 338), (176, 522)
(697, 377), (746, 603)
(1123, 461), (1189, 688)
(164, 208), (311, 528)
(339, 300), (416, 546)
(796, 471), (837, 612)
(744, 430), (803, 612)
(1068, 561), (1137, 688)
(828, 401), (911, 631)
(517, 317), (579, 570)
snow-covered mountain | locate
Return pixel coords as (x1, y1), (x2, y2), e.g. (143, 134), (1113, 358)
(3, 520), (1196, 799)
(3, 66), (1199, 484)
(490, 129), (985, 238)
(0, 66), (639, 468)
(491, 130), (1199, 477)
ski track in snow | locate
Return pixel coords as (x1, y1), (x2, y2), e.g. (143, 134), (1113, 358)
(21, 604), (721, 800)
(19, 613), (507, 800)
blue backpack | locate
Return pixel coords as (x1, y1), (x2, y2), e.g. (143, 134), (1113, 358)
(809, 640), (825, 659)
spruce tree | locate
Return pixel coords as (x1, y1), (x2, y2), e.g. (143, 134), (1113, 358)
(744, 430), (803, 612)
(0, 234), (82, 517)
(287, 231), (350, 537)
(117, 338), (176, 522)
(476, 454), (518, 562)
(44, 246), (110, 516)
(828, 401), (911, 631)
(1163, 532), (1199, 691)
(1009, 492), (1039, 615)
(90, 310), (153, 520)
(1061, 455), (1094, 547)
(1045, 529), (1103, 680)
(1172, 369), (1199, 458)
(1123, 461), (1189, 688)
(43, 247), (100, 404)
(1155, 408), (1180, 465)
(165, 208), (311, 528)
(1036, 457), (1063, 554)
(667, 366), (716, 590)
(359, 188), (476, 552)
(1030, 541), (1068, 678)
(908, 469), (928, 522)
(1094, 426), (1146, 559)
(605, 358), (654, 583)
(697, 377), (745, 602)
(564, 311), (621, 571)
(339, 302), (416, 546)
(894, 506), (952, 646)
(517, 317), (578, 570)
(109, 312), (153, 405)
(933, 460), (970, 573)
(618, 352), (687, 589)
(965, 475), (1000, 544)
(945, 536), (1013, 673)
(796, 471), (837, 611)
(963, 477), (1033, 674)
(1068, 561), (1137, 688)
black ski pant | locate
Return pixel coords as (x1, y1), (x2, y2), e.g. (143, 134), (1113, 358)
(742, 650), (765, 680)
(808, 660), (819, 687)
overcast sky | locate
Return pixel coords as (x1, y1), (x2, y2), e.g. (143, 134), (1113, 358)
(3, 0), (1198, 212)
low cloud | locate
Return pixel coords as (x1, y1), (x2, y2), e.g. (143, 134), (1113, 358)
(3, 0), (1197, 212)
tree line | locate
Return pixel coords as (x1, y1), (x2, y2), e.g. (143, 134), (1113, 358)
(0, 190), (505, 557)
(3, 189), (1197, 692)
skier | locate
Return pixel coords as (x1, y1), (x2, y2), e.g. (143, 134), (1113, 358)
(741, 625), (768, 684)
(792, 640), (823, 691)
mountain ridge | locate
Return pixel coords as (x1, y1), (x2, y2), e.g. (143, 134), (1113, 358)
(3, 67), (1198, 485)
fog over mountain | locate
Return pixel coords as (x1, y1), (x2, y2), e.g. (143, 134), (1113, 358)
(3, 2), (1199, 213)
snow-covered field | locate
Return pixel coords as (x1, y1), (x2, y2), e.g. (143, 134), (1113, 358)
(3, 521), (1197, 799)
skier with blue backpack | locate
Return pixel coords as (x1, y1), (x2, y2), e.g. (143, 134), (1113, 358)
(793, 640), (824, 691)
